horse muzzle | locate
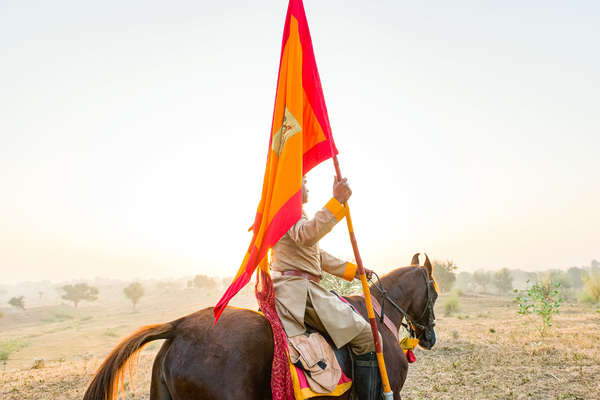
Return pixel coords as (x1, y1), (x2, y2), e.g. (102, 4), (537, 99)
(418, 328), (436, 349)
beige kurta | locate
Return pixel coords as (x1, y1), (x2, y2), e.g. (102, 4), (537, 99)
(272, 197), (367, 348)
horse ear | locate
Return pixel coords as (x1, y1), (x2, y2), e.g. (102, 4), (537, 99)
(423, 253), (433, 278)
(410, 253), (420, 266)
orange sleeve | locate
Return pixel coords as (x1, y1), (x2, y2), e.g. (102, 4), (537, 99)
(341, 262), (358, 281)
(324, 197), (347, 221)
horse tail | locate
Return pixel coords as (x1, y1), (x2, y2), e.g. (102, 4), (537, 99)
(83, 321), (176, 400)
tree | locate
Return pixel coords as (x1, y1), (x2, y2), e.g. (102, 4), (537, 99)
(187, 274), (218, 291)
(61, 283), (98, 308)
(515, 280), (563, 335)
(492, 268), (513, 295)
(581, 272), (600, 304)
(473, 270), (492, 293)
(156, 281), (180, 294)
(221, 276), (233, 288)
(124, 282), (145, 311)
(320, 272), (361, 296)
(8, 296), (25, 310)
(455, 271), (474, 292)
(567, 267), (585, 289)
(432, 260), (457, 293)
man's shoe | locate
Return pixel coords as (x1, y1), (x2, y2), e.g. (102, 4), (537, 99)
(353, 352), (382, 400)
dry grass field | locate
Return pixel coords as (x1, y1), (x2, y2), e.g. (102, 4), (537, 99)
(1, 290), (598, 400)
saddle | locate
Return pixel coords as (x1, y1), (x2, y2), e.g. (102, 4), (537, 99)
(285, 290), (356, 399)
(287, 325), (354, 399)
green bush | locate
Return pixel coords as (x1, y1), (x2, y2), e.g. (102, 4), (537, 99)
(53, 310), (75, 321)
(320, 273), (361, 295)
(0, 339), (28, 361)
(443, 294), (459, 316)
(515, 280), (562, 335)
(580, 272), (600, 304)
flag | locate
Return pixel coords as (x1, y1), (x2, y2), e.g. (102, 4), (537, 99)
(214, 0), (338, 321)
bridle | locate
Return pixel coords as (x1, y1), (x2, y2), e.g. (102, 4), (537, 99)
(369, 268), (437, 339)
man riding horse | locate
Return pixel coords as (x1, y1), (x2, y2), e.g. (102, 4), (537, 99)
(272, 176), (381, 400)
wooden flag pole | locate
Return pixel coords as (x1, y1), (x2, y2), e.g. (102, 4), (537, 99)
(331, 156), (393, 398)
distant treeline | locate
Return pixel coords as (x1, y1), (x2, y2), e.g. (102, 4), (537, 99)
(432, 259), (600, 303)
(0, 274), (242, 314)
(2, 260), (599, 314)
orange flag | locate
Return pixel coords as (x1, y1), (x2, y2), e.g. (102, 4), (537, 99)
(214, 0), (338, 321)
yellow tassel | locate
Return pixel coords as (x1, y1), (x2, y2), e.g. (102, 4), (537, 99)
(399, 337), (419, 352)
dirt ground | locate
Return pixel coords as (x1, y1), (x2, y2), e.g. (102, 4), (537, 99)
(1, 291), (598, 400)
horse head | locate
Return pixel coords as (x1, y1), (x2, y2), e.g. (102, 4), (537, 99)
(411, 253), (438, 349)
(374, 253), (438, 350)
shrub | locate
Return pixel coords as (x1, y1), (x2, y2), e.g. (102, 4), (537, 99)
(515, 280), (562, 335)
(0, 339), (27, 361)
(443, 294), (459, 316)
(542, 270), (575, 301)
(580, 272), (600, 304)
(104, 329), (119, 337)
(320, 273), (362, 296)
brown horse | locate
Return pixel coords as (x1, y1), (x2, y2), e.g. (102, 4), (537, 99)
(83, 254), (437, 400)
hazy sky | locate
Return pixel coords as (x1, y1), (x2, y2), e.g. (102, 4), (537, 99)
(1, 1), (599, 284)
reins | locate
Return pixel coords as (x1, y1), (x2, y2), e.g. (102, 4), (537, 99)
(368, 268), (436, 338)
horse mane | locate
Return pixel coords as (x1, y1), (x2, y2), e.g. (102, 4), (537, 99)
(373, 265), (419, 293)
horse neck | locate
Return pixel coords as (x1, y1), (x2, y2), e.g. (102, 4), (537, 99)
(370, 267), (417, 330)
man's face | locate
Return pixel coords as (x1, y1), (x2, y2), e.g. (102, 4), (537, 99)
(302, 177), (308, 204)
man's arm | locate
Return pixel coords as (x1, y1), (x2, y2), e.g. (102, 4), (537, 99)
(320, 250), (374, 281)
(288, 198), (346, 247)
(288, 177), (352, 246)
(320, 250), (357, 281)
